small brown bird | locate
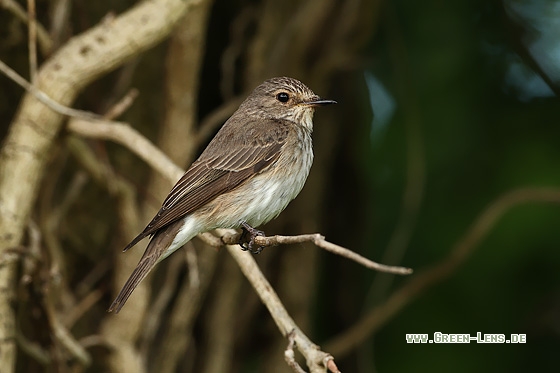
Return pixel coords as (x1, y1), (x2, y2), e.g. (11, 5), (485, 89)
(109, 77), (336, 313)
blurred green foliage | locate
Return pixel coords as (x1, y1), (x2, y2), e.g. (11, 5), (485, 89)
(322, 0), (560, 371)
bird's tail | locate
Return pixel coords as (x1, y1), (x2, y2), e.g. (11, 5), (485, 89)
(109, 226), (177, 312)
(108, 254), (158, 313)
(108, 219), (193, 313)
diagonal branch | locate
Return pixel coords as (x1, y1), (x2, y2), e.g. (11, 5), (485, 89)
(67, 118), (183, 183)
(223, 237), (337, 373)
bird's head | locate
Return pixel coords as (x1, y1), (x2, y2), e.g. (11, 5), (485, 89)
(241, 77), (336, 130)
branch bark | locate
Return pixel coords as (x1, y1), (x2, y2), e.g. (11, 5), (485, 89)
(223, 239), (336, 373)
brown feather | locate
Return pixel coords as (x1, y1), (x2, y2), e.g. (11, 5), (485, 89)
(122, 118), (290, 252)
(109, 219), (185, 313)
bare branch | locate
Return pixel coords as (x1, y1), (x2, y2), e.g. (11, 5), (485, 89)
(284, 330), (306, 373)
(222, 238), (335, 373)
(0, 59), (100, 119)
(151, 247), (219, 373)
(220, 232), (412, 275)
(325, 357), (341, 373)
(67, 119), (183, 183)
(26, 0), (38, 83)
(103, 88), (139, 120)
(15, 330), (51, 365)
(139, 253), (183, 357)
(64, 290), (104, 329)
(44, 297), (91, 366)
(48, 0), (71, 49)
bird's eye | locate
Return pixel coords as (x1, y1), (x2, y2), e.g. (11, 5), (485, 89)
(276, 92), (290, 103)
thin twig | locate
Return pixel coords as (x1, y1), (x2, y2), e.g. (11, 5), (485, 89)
(44, 298), (91, 366)
(64, 290), (104, 329)
(103, 88), (139, 120)
(49, 0), (71, 50)
(220, 232), (412, 275)
(140, 253), (184, 357)
(0, 59), (99, 119)
(79, 335), (109, 349)
(284, 330), (306, 373)
(67, 118), (183, 183)
(222, 238), (337, 373)
(16, 329), (51, 365)
(326, 357), (341, 373)
(27, 0), (37, 83)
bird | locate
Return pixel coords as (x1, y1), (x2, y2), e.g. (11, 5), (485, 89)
(108, 76), (336, 313)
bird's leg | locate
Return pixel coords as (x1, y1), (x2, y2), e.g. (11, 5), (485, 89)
(240, 222), (266, 254)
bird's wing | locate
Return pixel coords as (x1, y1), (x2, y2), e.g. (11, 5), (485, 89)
(123, 118), (291, 251)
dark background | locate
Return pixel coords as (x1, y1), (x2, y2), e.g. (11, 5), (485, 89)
(0, 0), (558, 372)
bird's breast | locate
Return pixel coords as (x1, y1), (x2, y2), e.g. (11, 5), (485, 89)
(239, 129), (313, 227)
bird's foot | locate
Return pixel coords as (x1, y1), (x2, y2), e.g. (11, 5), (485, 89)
(240, 222), (266, 254)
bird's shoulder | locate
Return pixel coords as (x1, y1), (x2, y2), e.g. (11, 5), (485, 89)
(156, 117), (292, 213)
(201, 116), (292, 159)
(123, 117), (295, 246)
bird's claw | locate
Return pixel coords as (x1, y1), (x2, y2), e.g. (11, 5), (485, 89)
(240, 222), (266, 254)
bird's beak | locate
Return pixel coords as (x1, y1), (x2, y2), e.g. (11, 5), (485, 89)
(303, 96), (337, 107)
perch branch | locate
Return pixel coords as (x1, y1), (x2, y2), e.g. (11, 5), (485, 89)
(284, 330), (307, 373)
(220, 232), (412, 275)
(222, 236), (338, 373)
